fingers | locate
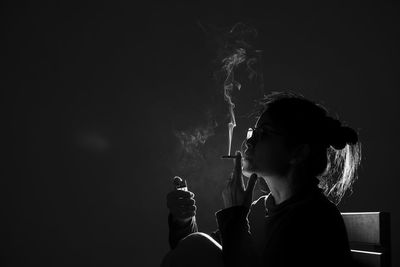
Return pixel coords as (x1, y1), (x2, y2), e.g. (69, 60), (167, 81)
(167, 198), (195, 207)
(170, 208), (196, 220)
(233, 151), (244, 190)
(168, 205), (197, 219)
(167, 197), (196, 209)
(246, 173), (258, 193)
(166, 190), (196, 210)
(234, 151), (242, 174)
(258, 176), (269, 193)
(167, 190), (194, 199)
(168, 195), (197, 220)
(170, 205), (197, 214)
(174, 210), (196, 220)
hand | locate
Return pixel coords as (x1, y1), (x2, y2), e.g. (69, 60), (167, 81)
(166, 177), (197, 226)
(222, 151), (258, 209)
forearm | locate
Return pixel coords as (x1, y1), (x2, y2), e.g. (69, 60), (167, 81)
(168, 213), (198, 249)
(216, 206), (262, 267)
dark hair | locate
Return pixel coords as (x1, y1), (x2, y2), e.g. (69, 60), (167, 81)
(256, 91), (362, 204)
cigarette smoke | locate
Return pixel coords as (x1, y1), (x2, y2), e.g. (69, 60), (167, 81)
(171, 22), (263, 174)
(219, 23), (263, 155)
(222, 47), (246, 155)
(173, 116), (217, 173)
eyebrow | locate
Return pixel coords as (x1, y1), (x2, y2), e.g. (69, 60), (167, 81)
(256, 123), (275, 129)
(255, 124), (286, 135)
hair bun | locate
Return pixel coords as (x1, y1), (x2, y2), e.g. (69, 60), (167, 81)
(324, 118), (358, 150)
(341, 126), (358, 145)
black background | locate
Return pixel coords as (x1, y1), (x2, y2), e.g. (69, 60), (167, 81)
(4, 1), (400, 266)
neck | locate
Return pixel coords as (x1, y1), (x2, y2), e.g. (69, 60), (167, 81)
(262, 168), (311, 205)
(264, 176), (294, 205)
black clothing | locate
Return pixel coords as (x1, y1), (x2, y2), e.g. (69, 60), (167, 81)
(168, 187), (351, 267)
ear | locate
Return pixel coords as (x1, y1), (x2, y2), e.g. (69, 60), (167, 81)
(289, 144), (310, 165)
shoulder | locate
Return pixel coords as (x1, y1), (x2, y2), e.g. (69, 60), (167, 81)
(288, 191), (349, 246)
(264, 190), (351, 266)
(290, 189), (341, 218)
(275, 190), (346, 240)
(307, 191), (344, 225)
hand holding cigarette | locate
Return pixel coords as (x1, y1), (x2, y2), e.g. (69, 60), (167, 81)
(221, 151), (258, 209)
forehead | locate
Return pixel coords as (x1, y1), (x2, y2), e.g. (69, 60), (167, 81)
(255, 111), (288, 135)
(255, 112), (274, 128)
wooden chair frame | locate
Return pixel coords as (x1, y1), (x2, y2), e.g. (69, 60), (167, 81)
(341, 212), (391, 267)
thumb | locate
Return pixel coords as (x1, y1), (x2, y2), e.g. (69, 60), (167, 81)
(245, 173), (258, 194)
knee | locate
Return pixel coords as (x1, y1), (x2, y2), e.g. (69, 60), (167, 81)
(179, 232), (222, 250)
(165, 232), (223, 267)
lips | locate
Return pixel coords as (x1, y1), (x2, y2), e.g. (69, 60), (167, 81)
(243, 150), (253, 159)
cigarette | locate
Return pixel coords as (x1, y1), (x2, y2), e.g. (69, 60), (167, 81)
(221, 155), (240, 159)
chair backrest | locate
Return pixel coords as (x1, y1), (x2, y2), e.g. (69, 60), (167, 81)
(341, 212), (391, 267)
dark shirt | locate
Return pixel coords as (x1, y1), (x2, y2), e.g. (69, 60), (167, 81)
(168, 186), (351, 267)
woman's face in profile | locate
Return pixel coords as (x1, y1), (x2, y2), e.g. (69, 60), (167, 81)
(242, 111), (293, 178)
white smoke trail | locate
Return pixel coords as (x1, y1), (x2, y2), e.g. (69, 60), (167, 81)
(222, 48), (246, 155)
(175, 126), (214, 155)
(218, 23), (263, 155)
(173, 116), (217, 173)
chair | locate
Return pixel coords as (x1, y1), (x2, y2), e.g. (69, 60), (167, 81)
(341, 212), (391, 267)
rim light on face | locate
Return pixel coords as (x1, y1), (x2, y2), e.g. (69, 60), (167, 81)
(246, 125), (286, 143)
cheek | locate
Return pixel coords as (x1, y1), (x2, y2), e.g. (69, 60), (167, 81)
(242, 158), (255, 177)
(253, 142), (291, 174)
(241, 144), (270, 176)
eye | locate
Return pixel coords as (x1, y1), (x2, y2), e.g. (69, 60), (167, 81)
(259, 128), (268, 136)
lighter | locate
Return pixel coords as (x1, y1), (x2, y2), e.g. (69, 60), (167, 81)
(173, 176), (188, 191)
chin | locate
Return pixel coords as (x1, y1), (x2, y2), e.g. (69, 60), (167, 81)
(242, 158), (257, 178)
